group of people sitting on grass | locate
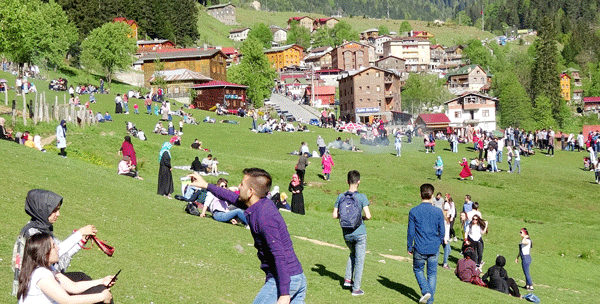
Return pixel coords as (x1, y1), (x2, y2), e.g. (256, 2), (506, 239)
(0, 118), (46, 152)
(252, 116), (308, 134)
(190, 154), (219, 175)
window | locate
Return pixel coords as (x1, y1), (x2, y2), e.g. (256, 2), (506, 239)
(482, 110), (489, 117)
(454, 111), (461, 118)
(376, 72), (380, 77)
(376, 85), (380, 92)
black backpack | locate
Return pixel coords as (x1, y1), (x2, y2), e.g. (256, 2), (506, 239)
(338, 192), (362, 229)
(184, 202), (200, 216)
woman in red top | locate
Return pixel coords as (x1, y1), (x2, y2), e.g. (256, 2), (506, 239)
(459, 157), (473, 180)
(120, 136), (137, 170)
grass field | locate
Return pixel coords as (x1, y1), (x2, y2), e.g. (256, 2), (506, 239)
(1, 70), (599, 303)
(198, 6), (495, 48)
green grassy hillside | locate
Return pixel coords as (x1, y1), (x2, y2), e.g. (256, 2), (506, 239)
(198, 7), (495, 48)
(1, 70), (599, 303)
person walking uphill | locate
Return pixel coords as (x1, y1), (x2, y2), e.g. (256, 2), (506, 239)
(407, 184), (445, 304)
(332, 170), (371, 296)
(187, 169), (307, 304)
(56, 120), (67, 158)
(321, 150), (334, 181)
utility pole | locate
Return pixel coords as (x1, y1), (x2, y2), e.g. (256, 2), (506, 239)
(481, 3), (484, 32)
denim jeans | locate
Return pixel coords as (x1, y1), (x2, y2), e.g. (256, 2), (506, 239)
(514, 160), (521, 173)
(124, 102), (129, 113)
(442, 242), (451, 265)
(490, 160), (497, 172)
(146, 105), (152, 114)
(452, 142), (458, 153)
(413, 251), (438, 304)
(344, 233), (367, 291)
(212, 209), (247, 225)
(253, 272), (307, 304)
(183, 186), (200, 200)
(521, 254), (532, 286)
(497, 151), (502, 162)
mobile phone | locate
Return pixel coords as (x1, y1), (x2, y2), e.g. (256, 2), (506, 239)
(109, 269), (121, 285)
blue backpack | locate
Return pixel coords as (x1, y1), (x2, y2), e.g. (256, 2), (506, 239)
(338, 192), (362, 229)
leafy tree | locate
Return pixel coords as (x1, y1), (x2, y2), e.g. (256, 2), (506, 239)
(311, 27), (334, 48)
(378, 25), (390, 35)
(463, 39), (493, 69)
(402, 73), (452, 114)
(0, 0), (77, 71)
(493, 71), (532, 128)
(227, 37), (276, 109)
(286, 21), (311, 49)
(331, 21), (359, 46)
(248, 23), (273, 48)
(585, 62), (600, 96)
(399, 21), (412, 33)
(80, 21), (137, 84)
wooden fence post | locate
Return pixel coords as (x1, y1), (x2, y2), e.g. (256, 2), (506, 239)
(22, 93), (27, 126)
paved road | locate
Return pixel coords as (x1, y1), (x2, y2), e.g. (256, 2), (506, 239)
(269, 94), (319, 123)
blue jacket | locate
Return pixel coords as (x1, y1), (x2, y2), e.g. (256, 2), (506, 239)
(407, 202), (445, 255)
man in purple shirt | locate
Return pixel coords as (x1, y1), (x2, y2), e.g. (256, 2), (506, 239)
(188, 168), (306, 304)
(407, 183), (445, 304)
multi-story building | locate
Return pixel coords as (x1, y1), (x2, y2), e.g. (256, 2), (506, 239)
(288, 16), (314, 31)
(138, 48), (228, 87)
(383, 37), (430, 72)
(560, 73), (571, 101)
(338, 66), (402, 123)
(565, 68), (583, 104)
(313, 18), (339, 30)
(264, 44), (304, 71)
(270, 26), (287, 45)
(429, 44), (445, 71)
(444, 92), (498, 132)
(375, 56), (406, 76)
(444, 45), (467, 70)
(304, 46), (333, 69)
(360, 28), (379, 42)
(331, 41), (372, 71)
(207, 3), (236, 25)
(373, 35), (393, 58)
(229, 28), (250, 42)
(445, 64), (492, 96)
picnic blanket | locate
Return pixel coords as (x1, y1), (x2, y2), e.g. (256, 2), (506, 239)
(173, 165), (229, 176)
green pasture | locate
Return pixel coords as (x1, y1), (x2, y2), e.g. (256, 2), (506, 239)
(1, 70), (599, 303)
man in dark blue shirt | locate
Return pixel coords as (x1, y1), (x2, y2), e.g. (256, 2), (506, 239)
(407, 184), (445, 304)
(188, 169), (306, 304)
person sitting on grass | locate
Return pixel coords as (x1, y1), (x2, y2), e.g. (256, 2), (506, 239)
(96, 112), (104, 123)
(482, 255), (521, 298)
(103, 112), (112, 122)
(200, 178), (248, 227)
(455, 247), (485, 286)
(210, 157), (219, 174)
(153, 122), (167, 135)
(17, 233), (114, 304)
(118, 156), (143, 180)
(190, 139), (210, 152)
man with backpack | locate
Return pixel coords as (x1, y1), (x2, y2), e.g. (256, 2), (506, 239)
(332, 170), (371, 296)
(407, 183), (445, 304)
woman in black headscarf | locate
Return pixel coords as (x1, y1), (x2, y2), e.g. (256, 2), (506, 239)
(11, 189), (97, 296)
(191, 157), (202, 172)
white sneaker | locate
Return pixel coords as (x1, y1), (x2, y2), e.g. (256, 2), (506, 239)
(419, 293), (431, 304)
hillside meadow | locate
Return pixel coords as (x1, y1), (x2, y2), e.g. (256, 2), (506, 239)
(1, 71), (599, 303)
(198, 6), (495, 48)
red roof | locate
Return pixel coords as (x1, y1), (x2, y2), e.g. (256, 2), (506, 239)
(560, 73), (571, 79)
(190, 80), (247, 89)
(113, 17), (136, 26)
(305, 86), (335, 96)
(289, 16), (311, 21)
(418, 113), (450, 124)
(583, 97), (600, 103)
(219, 47), (237, 55)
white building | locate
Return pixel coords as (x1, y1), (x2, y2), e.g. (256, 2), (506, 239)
(444, 92), (497, 131)
(373, 35), (393, 58)
(229, 28), (250, 42)
(383, 37), (430, 72)
(270, 26), (288, 45)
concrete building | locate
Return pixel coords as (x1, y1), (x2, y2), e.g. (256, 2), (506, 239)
(374, 56), (406, 74)
(445, 64), (492, 96)
(229, 28), (250, 42)
(360, 28), (379, 41)
(429, 44), (445, 71)
(313, 18), (339, 30)
(264, 44), (304, 71)
(270, 26), (288, 45)
(560, 73), (571, 101)
(383, 37), (430, 72)
(374, 35), (393, 58)
(288, 16), (314, 31)
(444, 92), (498, 132)
(331, 41), (372, 71)
(338, 66), (402, 123)
(207, 3), (236, 25)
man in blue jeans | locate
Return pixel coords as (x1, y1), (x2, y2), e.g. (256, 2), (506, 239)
(189, 169), (306, 304)
(407, 183), (445, 304)
(332, 170), (371, 296)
